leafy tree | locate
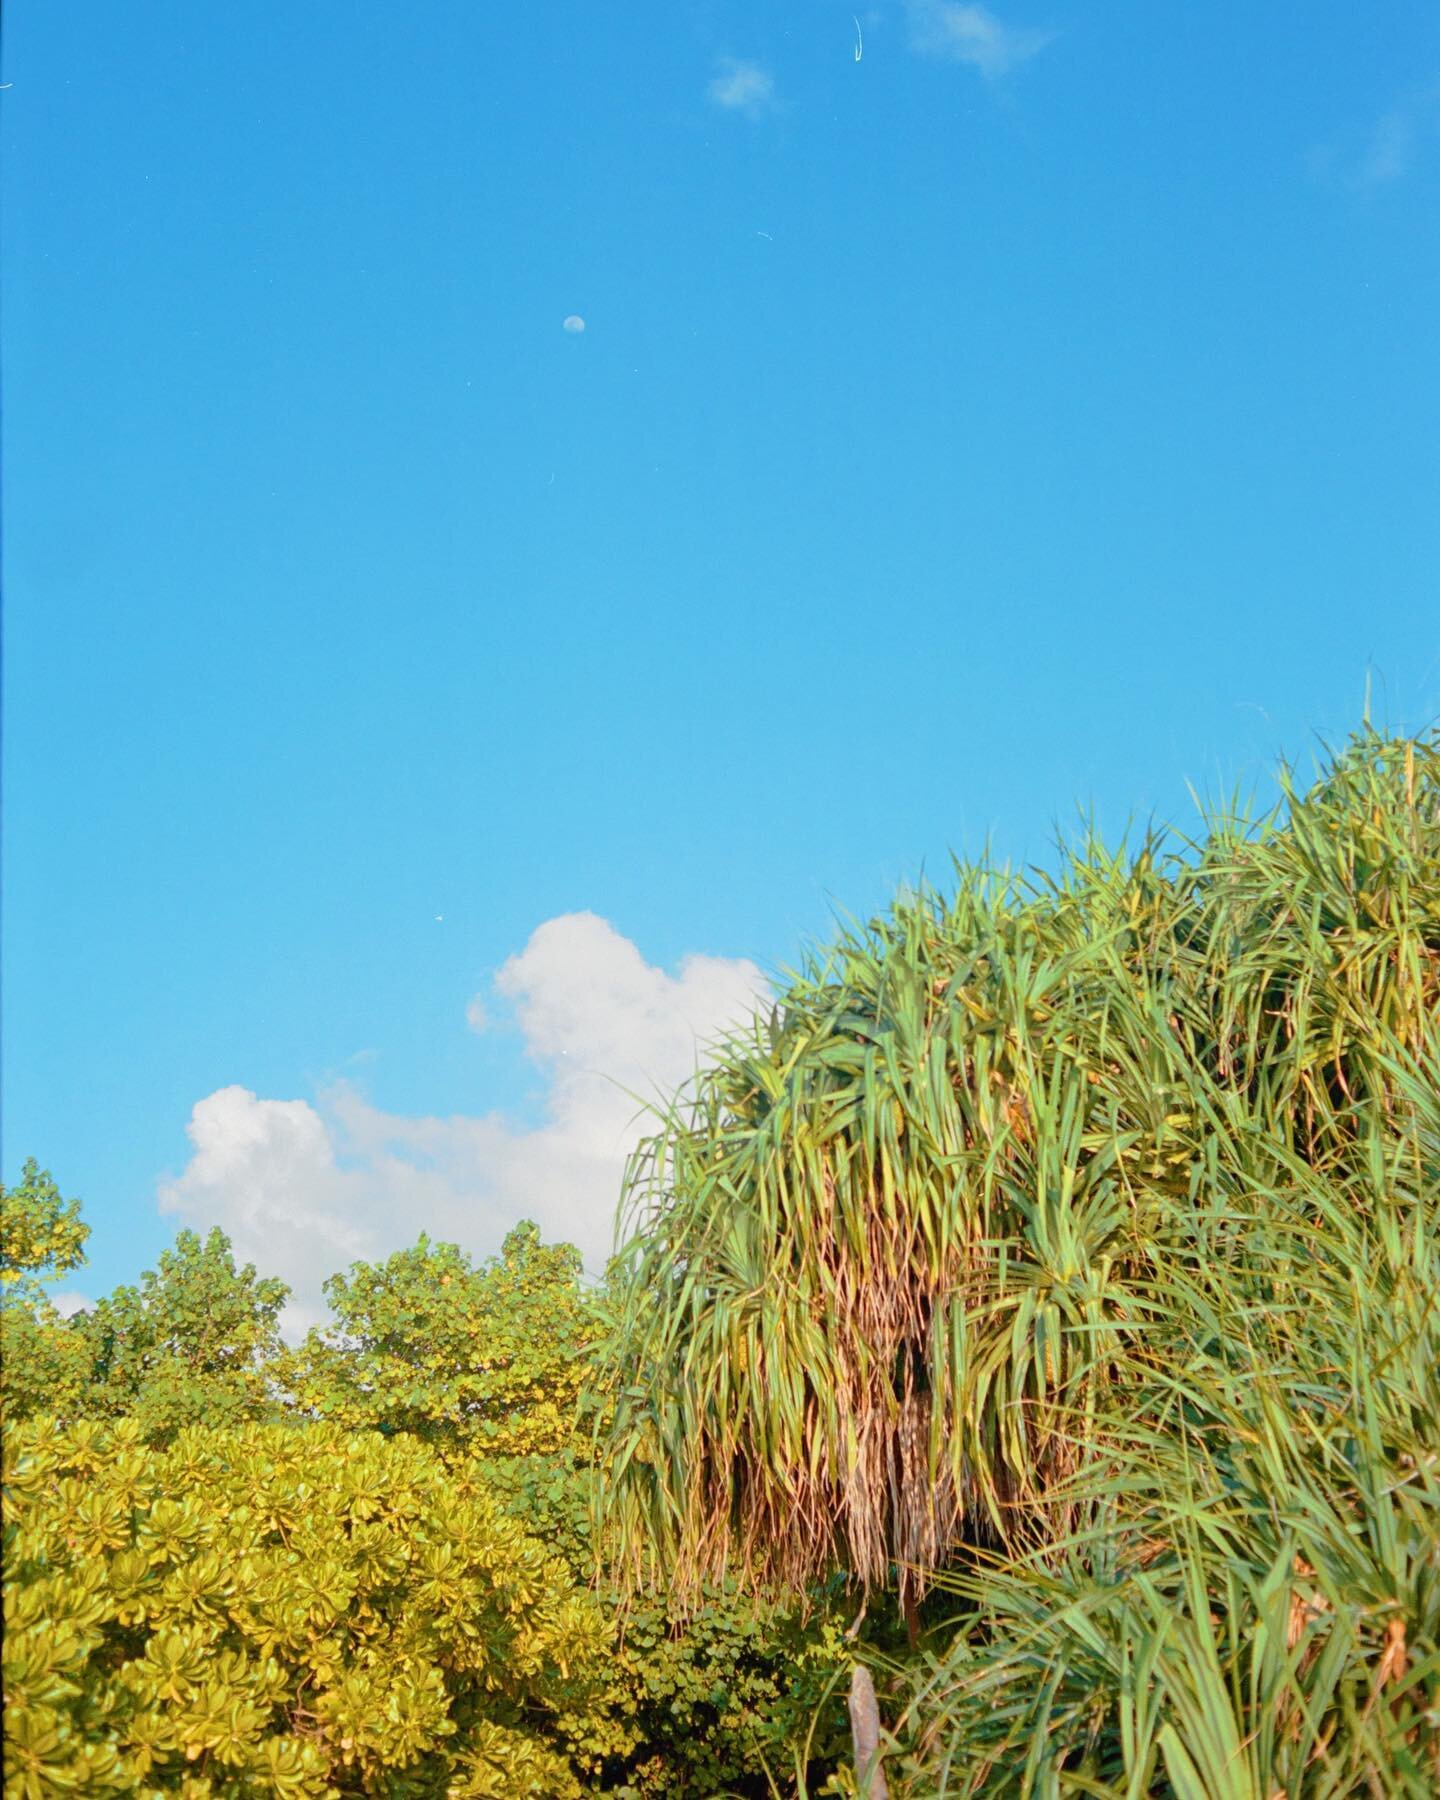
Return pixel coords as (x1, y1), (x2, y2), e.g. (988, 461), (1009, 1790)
(75, 1228), (290, 1442)
(278, 1226), (852, 1794)
(2, 1415), (631, 1796)
(276, 1223), (592, 1455)
(0, 1161), (92, 1427)
(598, 727), (1440, 1792)
(0, 1158), (88, 1304)
(0, 1303), (93, 1428)
(480, 1439), (851, 1798)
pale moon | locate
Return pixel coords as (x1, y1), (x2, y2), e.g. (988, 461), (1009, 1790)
(562, 315), (586, 334)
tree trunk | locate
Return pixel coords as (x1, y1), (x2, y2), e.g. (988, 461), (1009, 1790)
(847, 1662), (889, 1799)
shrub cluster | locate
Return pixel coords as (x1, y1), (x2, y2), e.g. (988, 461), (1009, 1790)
(3, 1418), (627, 1797)
(1, 1230), (850, 1796)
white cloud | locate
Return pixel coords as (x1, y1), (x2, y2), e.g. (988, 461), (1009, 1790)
(1313, 83), (1440, 189)
(709, 57), (776, 117)
(1352, 85), (1440, 187)
(50, 1291), (93, 1320)
(905, 1), (1052, 78)
(1357, 108), (1415, 186)
(159, 914), (768, 1333)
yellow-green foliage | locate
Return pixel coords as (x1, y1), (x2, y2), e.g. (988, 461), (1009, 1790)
(0, 1160), (89, 1306)
(1, 1226), (291, 1446)
(1, 1221), (853, 1796)
(602, 729), (1440, 1602)
(1, 1301), (92, 1430)
(74, 1230), (291, 1445)
(598, 726), (1440, 1793)
(2, 1416), (632, 1797)
(276, 1226), (592, 1459)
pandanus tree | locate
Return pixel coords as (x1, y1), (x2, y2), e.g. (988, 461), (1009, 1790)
(599, 728), (1440, 1625)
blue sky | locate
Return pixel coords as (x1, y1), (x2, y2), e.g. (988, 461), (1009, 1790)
(4, 2), (1438, 1315)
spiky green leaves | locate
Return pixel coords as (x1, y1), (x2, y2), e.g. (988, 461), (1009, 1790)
(599, 729), (1440, 1605)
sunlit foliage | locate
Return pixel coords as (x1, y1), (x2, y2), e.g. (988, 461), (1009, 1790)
(1, 1160), (94, 1430)
(276, 1224), (591, 1457)
(1, 1159), (88, 1305)
(11, 726), (1437, 1796)
(2, 1417), (627, 1797)
(602, 729), (1440, 1602)
(74, 1230), (291, 1444)
(600, 728), (1440, 1791)
(276, 1229), (852, 1795)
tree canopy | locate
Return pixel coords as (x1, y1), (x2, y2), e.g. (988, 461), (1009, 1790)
(276, 1223), (592, 1455)
(8, 725), (1437, 1795)
(0, 1158), (88, 1304)
(74, 1228), (290, 1443)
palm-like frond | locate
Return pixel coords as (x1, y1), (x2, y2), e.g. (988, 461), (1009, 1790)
(597, 728), (1440, 1631)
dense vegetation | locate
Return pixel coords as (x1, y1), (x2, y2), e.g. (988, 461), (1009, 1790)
(1, 1192), (853, 1794)
(4, 726), (1439, 1795)
(604, 726), (1440, 1793)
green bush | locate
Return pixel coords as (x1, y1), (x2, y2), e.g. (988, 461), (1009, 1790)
(75, 1231), (291, 1444)
(0, 1160), (88, 1307)
(2, 1216), (852, 1796)
(483, 1446), (852, 1797)
(2, 1416), (631, 1797)
(2, 1228), (290, 1446)
(1, 1159), (93, 1432)
(277, 1230), (853, 1796)
(1, 1301), (93, 1430)
(275, 1225), (592, 1458)
(20, 727), (1432, 1794)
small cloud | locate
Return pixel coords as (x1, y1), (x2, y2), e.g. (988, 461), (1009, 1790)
(709, 57), (776, 117)
(465, 994), (488, 1034)
(905, 0), (1052, 78)
(50, 1291), (93, 1319)
(562, 315), (586, 334)
(1348, 85), (1440, 187)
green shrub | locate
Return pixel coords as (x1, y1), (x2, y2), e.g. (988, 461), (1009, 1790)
(483, 1446), (852, 1797)
(1, 1159), (93, 1432)
(1, 1301), (93, 1430)
(2, 1416), (631, 1797)
(597, 726), (1440, 1792)
(602, 729), (1440, 1599)
(74, 1231), (291, 1445)
(274, 1227), (853, 1795)
(2, 1228), (291, 1446)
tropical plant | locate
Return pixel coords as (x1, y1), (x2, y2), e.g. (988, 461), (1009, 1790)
(887, 1034), (1440, 1794)
(278, 1227), (853, 1794)
(2, 1415), (630, 1797)
(602, 728), (1440, 1604)
(490, 1431), (853, 1798)
(68, 1228), (291, 1443)
(1, 1160), (93, 1428)
(1, 1301), (93, 1429)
